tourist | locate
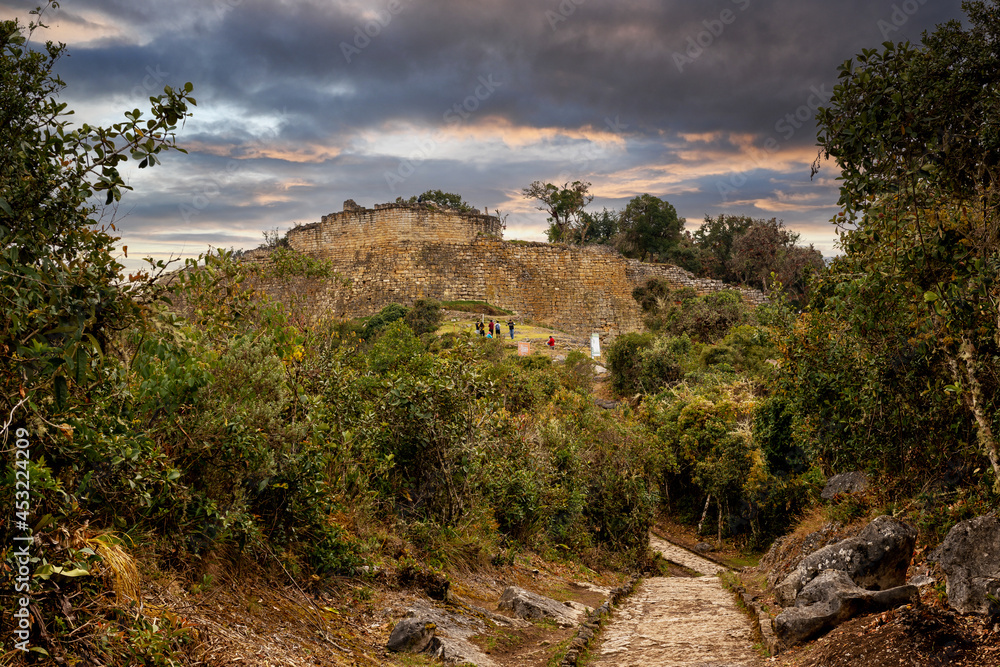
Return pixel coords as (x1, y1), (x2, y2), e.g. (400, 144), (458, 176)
(488, 319), (494, 336)
(547, 336), (555, 348)
(507, 319), (515, 339)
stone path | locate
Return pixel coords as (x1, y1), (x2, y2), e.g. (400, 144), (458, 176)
(590, 537), (762, 667)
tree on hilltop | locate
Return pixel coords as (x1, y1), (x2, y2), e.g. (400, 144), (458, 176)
(399, 189), (475, 212)
(727, 218), (824, 299)
(691, 214), (756, 281)
(522, 180), (593, 243)
(615, 194), (684, 263)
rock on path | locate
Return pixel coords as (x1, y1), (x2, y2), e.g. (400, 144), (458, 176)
(591, 536), (761, 667)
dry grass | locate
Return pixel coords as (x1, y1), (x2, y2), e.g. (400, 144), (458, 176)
(138, 557), (389, 666)
(89, 534), (141, 604)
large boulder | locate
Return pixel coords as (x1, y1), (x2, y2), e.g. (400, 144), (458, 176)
(758, 522), (848, 590)
(386, 614), (441, 655)
(820, 471), (870, 500)
(774, 570), (918, 645)
(497, 586), (583, 627)
(774, 516), (916, 606)
(928, 515), (1000, 616)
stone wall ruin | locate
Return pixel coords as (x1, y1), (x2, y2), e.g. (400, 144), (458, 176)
(245, 201), (767, 336)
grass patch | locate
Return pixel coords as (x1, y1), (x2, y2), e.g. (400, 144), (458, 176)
(440, 300), (513, 316)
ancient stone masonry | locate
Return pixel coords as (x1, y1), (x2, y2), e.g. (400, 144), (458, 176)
(249, 201), (767, 336)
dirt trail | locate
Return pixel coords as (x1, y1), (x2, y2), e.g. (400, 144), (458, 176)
(590, 537), (762, 667)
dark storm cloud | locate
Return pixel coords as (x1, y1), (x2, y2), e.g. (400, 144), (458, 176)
(37, 0), (965, 144)
(6, 0), (970, 264)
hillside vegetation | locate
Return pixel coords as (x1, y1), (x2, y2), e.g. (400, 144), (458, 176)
(3, 3), (1000, 665)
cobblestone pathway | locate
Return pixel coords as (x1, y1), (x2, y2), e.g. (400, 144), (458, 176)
(590, 537), (762, 667)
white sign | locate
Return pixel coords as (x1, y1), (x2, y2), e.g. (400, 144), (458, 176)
(590, 333), (601, 358)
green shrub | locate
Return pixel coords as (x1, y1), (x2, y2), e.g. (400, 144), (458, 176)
(485, 427), (546, 543)
(518, 353), (553, 370)
(753, 395), (808, 476)
(584, 446), (656, 552)
(560, 350), (594, 393)
(362, 303), (410, 340)
(369, 320), (430, 375)
(606, 332), (656, 395)
(405, 298), (444, 335)
(633, 280), (750, 343)
(607, 333), (691, 396)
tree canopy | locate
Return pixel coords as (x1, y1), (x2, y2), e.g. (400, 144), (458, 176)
(814, 0), (1000, 487)
(522, 180), (593, 242)
(399, 189), (475, 212)
(616, 194), (685, 263)
(1, 8), (195, 429)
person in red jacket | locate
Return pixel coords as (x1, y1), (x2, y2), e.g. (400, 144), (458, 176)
(547, 336), (555, 348)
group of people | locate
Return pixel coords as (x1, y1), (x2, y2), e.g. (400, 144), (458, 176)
(474, 319), (556, 348)
(477, 319), (516, 339)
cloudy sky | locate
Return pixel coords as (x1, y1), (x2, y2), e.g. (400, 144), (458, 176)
(7, 0), (967, 269)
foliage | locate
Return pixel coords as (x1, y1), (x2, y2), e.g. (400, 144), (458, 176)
(691, 214), (756, 280)
(687, 215), (824, 303)
(361, 302), (410, 341)
(616, 194), (685, 263)
(538, 390), (658, 554)
(814, 0), (1000, 489)
(633, 281), (750, 344)
(559, 350), (594, 394)
(0, 10), (202, 659)
(576, 207), (619, 245)
(605, 332), (691, 396)
(400, 189), (475, 212)
(644, 384), (810, 547)
(256, 245), (337, 280)
(522, 180), (594, 243)
(405, 298), (444, 336)
(728, 218), (824, 301)
(0, 8), (195, 435)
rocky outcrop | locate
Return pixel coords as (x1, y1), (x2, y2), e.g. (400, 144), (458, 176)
(774, 570), (918, 645)
(774, 516), (916, 606)
(821, 471), (870, 500)
(758, 522), (849, 590)
(386, 597), (510, 666)
(386, 614), (443, 656)
(929, 515), (1000, 616)
(498, 586), (584, 627)
(770, 516), (918, 647)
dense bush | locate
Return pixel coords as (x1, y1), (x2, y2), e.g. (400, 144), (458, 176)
(606, 332), (690, 396)
(633, 281), (749, 343)
(642, 385), (809, 547)
(361, 302), (410, 340)
(405, 298), (444, 335)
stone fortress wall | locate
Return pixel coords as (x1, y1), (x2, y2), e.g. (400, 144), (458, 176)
(248, 200), (766, 337)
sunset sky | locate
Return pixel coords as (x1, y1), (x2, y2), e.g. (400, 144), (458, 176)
(6, 0), (968, 269)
